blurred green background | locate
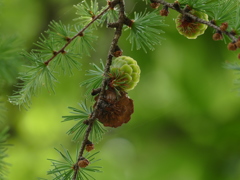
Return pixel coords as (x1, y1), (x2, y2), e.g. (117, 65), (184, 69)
(1, 0), (240, 180)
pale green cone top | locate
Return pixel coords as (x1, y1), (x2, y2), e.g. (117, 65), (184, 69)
(110, 56), (141, 91)
(175, 10), (208, 39)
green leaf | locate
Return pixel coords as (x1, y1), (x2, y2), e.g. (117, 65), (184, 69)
(125, 10), (167, 53)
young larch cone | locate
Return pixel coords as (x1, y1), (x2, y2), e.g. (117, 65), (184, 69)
(175, 9), (208, 39)
(109, 56), (141, 91)
(94, 88), (134, 128)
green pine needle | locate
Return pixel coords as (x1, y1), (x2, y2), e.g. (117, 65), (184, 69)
(62, 101), (107, 142)
(229, 3), (240, 34)
(34, 33), (56, 56)
(100, 6), (119, 25)
(178, 0), (217, 12)
(142, 0), (148, 4)
(70, 25), (97, 56)
(224, 62), (240, 92)
(0, 127), (10, 179)
(9, 52), (57, 109)
(80, 60), (105, 96)
(48, 145), (102, 180)
(47, 21), (75, 47)
(73, 0), (101, 28)
(125, 10), (167, 53)
(0, 36), (22, 84)
(0, 100), (6, 123)
(50, 52), (82, 76)
(206, 0), (237, 24)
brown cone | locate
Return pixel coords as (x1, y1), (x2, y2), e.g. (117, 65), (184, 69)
(94, 88), (134, 128)
(236, 40), (240, 48)
(212, 33), (222, 41)
(160, 9), (169, 16)
(150, 3), (160, 9)
(220, 22), (228, 31)
(228, 42), (237, 51)
(78, 158), (90, 168)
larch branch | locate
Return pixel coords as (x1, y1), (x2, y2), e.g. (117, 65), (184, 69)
(154, 0), (238, 42)
(72, 0), (126, 179)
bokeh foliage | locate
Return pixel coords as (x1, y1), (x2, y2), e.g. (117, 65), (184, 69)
(1, 0), (240, 180)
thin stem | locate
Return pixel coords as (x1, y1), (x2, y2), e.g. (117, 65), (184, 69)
(44, 6), (110, 65)
(155, 0), (238, 42)
(72, 0), (126, 179)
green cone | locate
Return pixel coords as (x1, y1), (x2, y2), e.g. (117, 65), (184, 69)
(175, 10), (208, 39)
(110, 56), (140, 91)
